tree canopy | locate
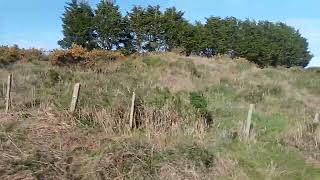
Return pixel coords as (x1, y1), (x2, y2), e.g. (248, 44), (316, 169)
(59, 0), (313, 67)
(58, 0), (96, 50)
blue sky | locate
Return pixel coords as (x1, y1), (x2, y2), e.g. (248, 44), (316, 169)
(0, 0), (319, 66)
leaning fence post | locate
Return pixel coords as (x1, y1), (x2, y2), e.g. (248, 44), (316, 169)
(5, 74), (12, 113)
(70, 83), (81, 113)
(129, 92), (136, 129)
(244, 104), (254, 140)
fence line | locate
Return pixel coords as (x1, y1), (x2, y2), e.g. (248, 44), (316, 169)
(2, 73), (320, 143)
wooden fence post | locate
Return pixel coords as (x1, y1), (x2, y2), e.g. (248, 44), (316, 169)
(314, 113), (319, 123)
(5, 74), (12, 113)
(31, 86), (35, 108)
(244, 104), (254, 140)
(129, 92), (136, 129)
(2, 81), (5, 97)
(70, 83), (81, 113)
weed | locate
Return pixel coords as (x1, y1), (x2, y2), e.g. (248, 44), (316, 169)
(190, 92), (207, 110)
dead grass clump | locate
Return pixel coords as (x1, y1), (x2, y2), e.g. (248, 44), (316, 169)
(157, 69), (196, 92)
(282, 121), (320, 151)
(211, 155), (238, 178)
(74, 103), (198, 136)
(137, 105), (182, 133)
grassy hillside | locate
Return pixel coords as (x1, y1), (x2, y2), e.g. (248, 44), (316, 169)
(0, 53), (320, 179)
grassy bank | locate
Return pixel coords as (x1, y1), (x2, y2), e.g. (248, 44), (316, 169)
(0, 53), (320, 179)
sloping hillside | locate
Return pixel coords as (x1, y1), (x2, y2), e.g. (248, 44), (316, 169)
(0, 54), (320, 179)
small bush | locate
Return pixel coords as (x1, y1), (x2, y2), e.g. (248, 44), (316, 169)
(189, 92), (213, 124)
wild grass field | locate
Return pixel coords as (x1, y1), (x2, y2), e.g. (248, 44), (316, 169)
(0, 53), (320, 179)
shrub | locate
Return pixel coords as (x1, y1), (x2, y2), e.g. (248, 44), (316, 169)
(49, 44), (87, 65)
(20, 48), (48, 62)
(68, 44), (87, 60)
(49, 49), (67, 65)
(49, 44), (125, 65)
(88, 49), (125, 61)
(0, 45), (48, 66)
(0, 45), (21, 66)
(189, 91), (213, 124)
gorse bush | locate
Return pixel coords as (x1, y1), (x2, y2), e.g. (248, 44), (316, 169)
(57, 0), (312, 67)
(0, 45), (47, 66)
(49, 44), (125, 65)
(0, 45), (20, 66)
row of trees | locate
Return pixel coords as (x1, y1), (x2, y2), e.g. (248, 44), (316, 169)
(59, 0), (312, 67)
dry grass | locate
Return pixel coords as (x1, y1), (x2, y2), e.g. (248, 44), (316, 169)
(0, 53), (320, 179)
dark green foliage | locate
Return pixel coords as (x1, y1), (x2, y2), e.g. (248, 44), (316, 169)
(58, 1), (312, 67)
(204, 17), (239, 56)
(181, 17), (312, 67)
(162, 7), (188, 51)
(127, 5), (164, 52)
(234, 20), (312, 67)
(189, 92), (213, 124)
(95, 0), (125, 50)
(58, 0), (96, 50)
